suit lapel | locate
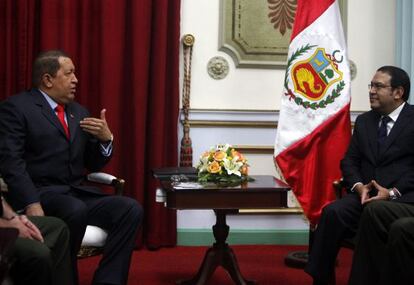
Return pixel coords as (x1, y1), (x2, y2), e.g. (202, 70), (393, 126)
(379, 104), (414, 157)
(366, 111), (381, 160)
(31, 89), (71, 141)
(65, 104), (78, 142)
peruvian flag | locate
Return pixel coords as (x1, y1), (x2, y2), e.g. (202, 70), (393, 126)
(274, 0), (351, 225)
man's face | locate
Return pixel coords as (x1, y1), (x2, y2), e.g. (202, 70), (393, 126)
(369, 71), (400, 115)
(47, 56), (78, 105)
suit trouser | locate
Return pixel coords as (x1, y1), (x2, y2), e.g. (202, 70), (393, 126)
(305, 193), (363, 283)
(41, 190), (143, 285)
(9, 216), (73, 285)
(348, 201), (414, 285)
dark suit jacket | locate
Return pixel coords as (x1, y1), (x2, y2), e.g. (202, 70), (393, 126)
(0, 89), (111, 210)
(341, 103), (414, 202)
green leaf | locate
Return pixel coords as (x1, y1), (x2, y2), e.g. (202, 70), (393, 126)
(325, 69), (334, 78)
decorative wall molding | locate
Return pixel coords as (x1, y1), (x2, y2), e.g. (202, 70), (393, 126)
(182, 109), (362, 127)
(219, 0), (293, 68)
(238, 208), (303, 214)
(232, 145), (274, 154)
(188, 120), (277, 128)
(207, 56), (229, 79)
(219, 0), (347, 68)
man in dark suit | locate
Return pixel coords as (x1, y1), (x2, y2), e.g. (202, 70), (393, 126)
(0, 50), (143, 285)
(348, 196), (414, 284)
(304, 66), (414, 285)
(0, 192), (73, 285)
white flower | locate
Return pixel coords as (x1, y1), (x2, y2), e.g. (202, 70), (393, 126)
(222, 157), (243, 176)
(216, 143), (231, 152)
(197, 154), (210, 173)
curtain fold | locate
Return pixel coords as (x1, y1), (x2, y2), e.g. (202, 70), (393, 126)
(0, 0), (180, 247)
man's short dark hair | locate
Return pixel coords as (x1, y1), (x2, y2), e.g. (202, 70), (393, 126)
(32, 50), (69, 88)
(377, 65), (411, 101)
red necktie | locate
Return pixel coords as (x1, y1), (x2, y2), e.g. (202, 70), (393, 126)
(55, 104), (70, 138)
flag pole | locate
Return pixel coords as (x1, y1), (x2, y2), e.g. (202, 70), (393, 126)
(284, 225), (315, 268)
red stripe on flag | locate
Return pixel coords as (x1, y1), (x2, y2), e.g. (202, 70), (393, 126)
(275, 105), (351, 225)
(291, 0), (335, 40)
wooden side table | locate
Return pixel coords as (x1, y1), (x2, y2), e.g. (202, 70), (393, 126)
(155, 171), (290, 285)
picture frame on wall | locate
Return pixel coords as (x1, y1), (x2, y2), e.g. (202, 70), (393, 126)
(219, 0), (347, 69)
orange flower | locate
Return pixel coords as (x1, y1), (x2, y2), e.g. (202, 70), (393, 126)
(213, 151), (226, 161)
(231, 149), (245, 162)
(240, 165), (248, 176)
(208, 161), (221, 173)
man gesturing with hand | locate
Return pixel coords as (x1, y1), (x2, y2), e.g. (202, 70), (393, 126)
(0, 50), (143, 285)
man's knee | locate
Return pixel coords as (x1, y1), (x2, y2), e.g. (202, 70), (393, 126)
(31, 215), (69, 231)
(14, 239), (53, 268)
(362, 201), (393, 224)
(62, 201), (88, 228)
(10, 241), (54, 285)
(119, 197), (143, 225)
(321, 200), (346, 221)
(389, 217), (414, 243)
(42, 195), (88, 226)
(364, 200), (387, 213)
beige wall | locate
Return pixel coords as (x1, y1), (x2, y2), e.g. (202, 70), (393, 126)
(180, 0), (396, 112)
(348, 0), (396, 111)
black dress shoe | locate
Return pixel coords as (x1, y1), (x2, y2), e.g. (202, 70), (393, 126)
(313, 278), (329, 285)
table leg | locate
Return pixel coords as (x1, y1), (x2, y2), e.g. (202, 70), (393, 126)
(176, 210), (255, 285)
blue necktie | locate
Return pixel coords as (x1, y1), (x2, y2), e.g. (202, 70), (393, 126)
(377, 116), (391, 146)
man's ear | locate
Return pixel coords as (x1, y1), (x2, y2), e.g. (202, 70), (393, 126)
(41, 74), (53, 88)
(393, 86), (404, 100)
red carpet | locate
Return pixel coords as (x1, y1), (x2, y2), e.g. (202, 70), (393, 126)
(78, 245), (353, 285)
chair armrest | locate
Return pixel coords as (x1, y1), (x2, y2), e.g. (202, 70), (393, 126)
(81, 225), (108, 247)
(87, 172), (117, 184)
(86, 172), (125, 195)
(333, 178), (345, 199)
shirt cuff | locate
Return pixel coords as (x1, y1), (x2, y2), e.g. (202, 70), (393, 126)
(100, 135), (113, 157)
(351, 182), (363, 192)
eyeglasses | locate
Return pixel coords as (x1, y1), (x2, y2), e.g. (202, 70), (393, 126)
(368, 83), (392, 91)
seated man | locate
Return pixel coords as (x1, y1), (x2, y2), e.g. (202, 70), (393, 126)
(0, 50), (143, 285)
(348, 198), (414, 285)
(0, 193), (73, 285)
(304, 66), (414, 285)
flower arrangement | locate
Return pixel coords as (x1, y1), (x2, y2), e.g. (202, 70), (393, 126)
(196, 144), (253, 184)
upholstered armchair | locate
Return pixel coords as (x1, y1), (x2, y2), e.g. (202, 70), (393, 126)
(77, 172), (125, 258)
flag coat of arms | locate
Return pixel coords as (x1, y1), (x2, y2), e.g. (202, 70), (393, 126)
(274, 0), (351, 225)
